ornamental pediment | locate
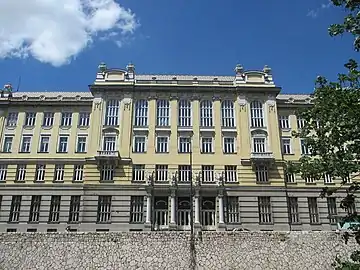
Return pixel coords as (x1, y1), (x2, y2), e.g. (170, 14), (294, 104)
(104, 69), (127, 81)
(243, 71), (266, 83)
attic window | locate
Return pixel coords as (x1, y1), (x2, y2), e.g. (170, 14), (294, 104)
(152, 77), (156, 80)
(213, 78), (218, 81)
(193, 77), (198, 81)
(172, 77), (177, 80)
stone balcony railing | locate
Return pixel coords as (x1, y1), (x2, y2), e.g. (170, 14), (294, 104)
(250, 152), (274, 160)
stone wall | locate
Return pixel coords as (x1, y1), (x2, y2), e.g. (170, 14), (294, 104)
(0, 232), (357, 270)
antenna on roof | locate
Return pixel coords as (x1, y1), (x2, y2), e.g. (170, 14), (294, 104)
(16, 76), (21, 92)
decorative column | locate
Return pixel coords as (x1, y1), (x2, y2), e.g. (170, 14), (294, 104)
(171, 196), (176, 223)
(145, 194), (151, 224)
(217, 188), (226, 231)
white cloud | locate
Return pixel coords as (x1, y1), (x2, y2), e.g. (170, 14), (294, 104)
(307, 0), (332, 18)
(0, 0), (139, 66)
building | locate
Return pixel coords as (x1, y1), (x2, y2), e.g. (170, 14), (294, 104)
(0, 63), (356, 233)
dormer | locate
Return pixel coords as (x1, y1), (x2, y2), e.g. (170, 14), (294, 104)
(234, 65), (274, 85)
(94, 62), (135, 83)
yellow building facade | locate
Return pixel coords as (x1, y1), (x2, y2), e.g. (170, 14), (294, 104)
(0, 63), (355, 232)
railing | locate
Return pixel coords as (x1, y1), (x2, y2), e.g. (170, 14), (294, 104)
(250, 152), (274, 159)
(154, 209), (168, 230)
(201, 210), (215, 226)
(177, 209), (191, 227)
(97, 150), (120, 157)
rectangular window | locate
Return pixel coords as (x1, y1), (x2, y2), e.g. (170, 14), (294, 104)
(178, 137), (191, 153)
(200, 100), (213, 127)
(308, 197), (319, 224)
(156, 136), (169, 153)
(226, 197), (240, 223)
(279, 115), (290, 129)
(178, 165), (191, 182)
(9, 195), (21, 222)
(39, 135), (50, 153)
(304, 176), (315, 183)
(201, 137), (213, 153)
(130, 196), (144, 223)
(49, 196), (61, 223)
(35, 164), (46, 182)
(258, 196), (272, 224)
(24, 112), (36, 126)
(297, 117), (305, 129)
(132, 165), (145, 181)
(16, 164), (26, 181)
(97, 196), (112, 223)
(133, 136), (146, 153)
(58, 136), (68, 153)
(3, 136), (13, 153)
(156, 100), (170, 126)
(53, 164), (65, 182)
(250, 101), (264, 128)
(285, 173), (296, 183)
(100, 165), (115, 181)
(20, 135), (32, 153)
(73, 165), (84, 182)
(42, 112), (54, 127)
(134, 100), (148, 127)
(223, 137), (236, 154)
(0, 164), (7, 181)
(103, 136), (116, 151)
(69, 196), (81, 223)
(29, 195), (41, 223)
(281, 138), (292, 154)
(78, 112), (90, 127)
(60, 112), (72, 126)
(178, 100), (192, 127)
(6, 112), (18, 126)
(253, 137), (266, 153)
(300, 139), (311, 155)
(155, 165), (168, 182)
(327, 197), (337, 224)
(324, 174), (333, 184)
(224, 165), (237, 183)
(221, 100), (235, 128)
(76, 136), (87, 152)
(201, 165), (214, 183)
(288, 197), (300, 224)
(105, 100), (119, 126)
(255, 165), (268, 182)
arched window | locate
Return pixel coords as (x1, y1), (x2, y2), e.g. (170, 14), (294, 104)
(250, 101), (264, 128)
(200, 100), (213, 127)
(134, 99), (148, 127)
(221, 100), (235, 127)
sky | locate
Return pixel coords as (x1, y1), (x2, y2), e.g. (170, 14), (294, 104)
(0, 0), (358, 94)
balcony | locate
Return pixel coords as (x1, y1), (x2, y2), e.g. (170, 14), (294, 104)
(95, 150), (121, 165)
(250, 152), (275, 164)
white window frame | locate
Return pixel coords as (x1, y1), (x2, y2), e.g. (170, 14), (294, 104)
(104, 100), (119, 126)
(224, 165), (237, 183)
(156, 99), (170, 127)
(54, 164), (65, 182)
(281, 137), (292, 154)
(255, 165), (268, 182)
(24, 112), (36, 126)
(76, 135), (87, 153)
(178, 100), (192, 127)
(252, 136), (267, 153)
(221, 100), (235, 128)
(57, 136), (69, 153)
(3, 135), (13, 153)
(42, 112), (54, 127)
(35, 164), (46, 182)
(39, 135), (50, 153)
(279, 115), (290, 129)
(223, 136), (236, 154)
(155, 165), (168, 182)
(6, 112), (18, 127)
(73, 165), (84, 182)
(323, 174), (333, 184)
(156, 136), (169, 153)
(285, 173), (296, 183)
(250, 100), (264, 128)
(78, 112), (90, 127)
(201, 165), (215, 183)
(16, 164), (26, 181)
(100, 165), (115, 181)
(132, 165), (145, 181)
(178, 136), (191, 153)
(133, 135), (147, 153)
(201, 136), (214, 153)
(200, 100), (213, 127)
(102, 134), (117, 152)
(297, 116), (306, 129)
(60, 112), (72, 127)
(20, 135), (32, 153)
(178, 165), (191, 182)
(134, 99), (148, 127)
(0, 164), (7, 181)
(300, 139), (311, 155)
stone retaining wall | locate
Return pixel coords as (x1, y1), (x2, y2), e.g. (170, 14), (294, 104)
(0, 232), (357, 270)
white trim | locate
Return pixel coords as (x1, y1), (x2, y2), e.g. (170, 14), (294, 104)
(38, 134), (51, 153)
(132, 135), (148, 153)
(76, 134), (88, 153)
(200, 135), (214, 153)
(281, 136), (292, 155)
(222, 136), (236, 154)
(155, 134), (170, 153)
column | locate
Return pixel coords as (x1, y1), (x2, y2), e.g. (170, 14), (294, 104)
(170, 196), (176, 224)
(218, 195), (224, 224)
(145, 195), (151, 224)
(194, 195), (200, 224)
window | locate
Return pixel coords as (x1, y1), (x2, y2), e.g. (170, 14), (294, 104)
(104, 100), (119, 126)
(221, 100), (235, 128)
(324, 174), (333, 184)
(42, 112), (54, 127)
(24, 112), (36, 126)
(201, 165), (214, 183)
(78, 112), (90, 127)
(156, 100), (170, 126)
(16, 165), (26, 181)
(281, 138), (292, 154)
(279, 115), (290, 129)
(134, 99), (148, 127)
(3, 136), (13, 152)
(60, 112), (72, 126)
(6, 229), (17, 232)
(6, 112), (18, 126)
(224, 165), (237, 183)
(201, 137), (213, 153)
(253, 137), (266, 153)
(223, 137), (236, 154)
(308, 197), (319, 224)
(130, 196), (144, 223)
(288, 197), (300, 224)
(35, 164), (46, 182)
(226, 197), (240, 223)
(178, 165), (191, 182)
(76, 136), (87, 152)
(29, 195), (41, 223)
(285, 173), (295, 183)
(255, 165), (268, 182)
(39, 136), (50, 153)
(58, 136), (68, 153)
(155, 165), (168, 181)
(250, 101), (264, 128)
(156, 136), (169, 153)
(73, 165), (84, 182)
(100, 165), (115, 181)
(54, 164), (65, 182)
(258, 196), (272, 224)
(178, 100), (192, 127)
(103, 136), (116, 151)
(69, 196), (81, 223)
(304, 176), (315, 183)
(133, 136), (146, 153)
(47, 229), (57, 233)
(9, 195), (21, 222)
(132, 165), (145, 181)
(327, 197), (337, 224)
(49, 196), (61, 223)
(347, 202), (356, 215)
(200, 100), (213, 127)
(97, 196), (112, 223)
(0, 164), (7, 181)
(178, 136), (191, 153)
(297, 117), (305, 129)
(20, 136), (32, 153)
(300, 139), (311, 155)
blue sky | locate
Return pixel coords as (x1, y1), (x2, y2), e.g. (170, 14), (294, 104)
(0, 0), (358, 94)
